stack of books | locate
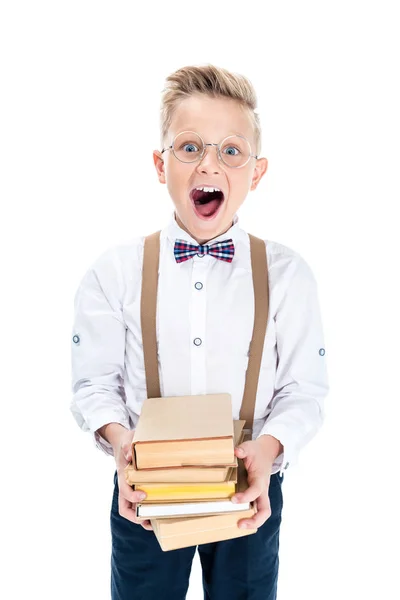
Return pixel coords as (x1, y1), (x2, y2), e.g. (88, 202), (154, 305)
(124, 393), (257, 551)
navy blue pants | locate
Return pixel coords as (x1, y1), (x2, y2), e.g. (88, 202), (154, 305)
(110, 469), (284, 600)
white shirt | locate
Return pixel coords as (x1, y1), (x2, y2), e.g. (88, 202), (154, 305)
(70, 212), (329, 476)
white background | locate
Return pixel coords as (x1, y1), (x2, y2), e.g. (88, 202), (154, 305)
(1, 1), (399, 599)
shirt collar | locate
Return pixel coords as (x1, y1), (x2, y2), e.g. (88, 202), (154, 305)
(164, 210), (241, 247)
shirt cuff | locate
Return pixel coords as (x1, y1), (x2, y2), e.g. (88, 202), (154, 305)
(256, 424), (296, 476)
(86, 411), (131, 457)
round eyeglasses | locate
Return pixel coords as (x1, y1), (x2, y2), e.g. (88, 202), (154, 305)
(161, 131), (258, 169)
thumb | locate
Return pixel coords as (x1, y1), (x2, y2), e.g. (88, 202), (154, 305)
(122, 430), (135, 462)
(234, 441), (254, 459)
(123, 443), (133, 462)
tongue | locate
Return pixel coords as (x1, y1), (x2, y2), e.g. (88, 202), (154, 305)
(192, 189), (223, 217)
(195, 198), (220, 217)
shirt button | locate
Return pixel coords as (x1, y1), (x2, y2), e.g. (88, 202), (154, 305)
(194, 282), (203, 290)
(319, 348), (325, 356)
(284, 462), (289, 470)
(72, 334), (80, 345)
(193, 337), (202, 346)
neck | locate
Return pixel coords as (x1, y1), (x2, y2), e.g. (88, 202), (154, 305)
(175, 214), (233, 245)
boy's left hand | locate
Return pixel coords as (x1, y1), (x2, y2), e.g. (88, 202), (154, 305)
(231, 435), (281, 530)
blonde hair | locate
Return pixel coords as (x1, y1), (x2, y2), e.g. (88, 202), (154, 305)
(160, 64), (262, 156)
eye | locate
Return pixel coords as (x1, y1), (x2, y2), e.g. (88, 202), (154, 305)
(223, 145), (240, 156)
(182, 143), (200, 153)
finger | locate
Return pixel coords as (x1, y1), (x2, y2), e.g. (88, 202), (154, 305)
(118, 475), (147, 504)
(140, 520), (153, 531)
(118, 496), (151, 528)
(231, 479), (264, 504)
(118, 429), (135, 463)
(234, 441), (254, 459)
(234, 446), (245, 458)
(238, 491), (271, 529)
(122, 440), (133, 462)
(118, 496), (142, 524)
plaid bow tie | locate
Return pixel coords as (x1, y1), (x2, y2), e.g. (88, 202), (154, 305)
(174, 238), (235, 263)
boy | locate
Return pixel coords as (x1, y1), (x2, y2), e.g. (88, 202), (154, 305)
(71, 64), (329, 599)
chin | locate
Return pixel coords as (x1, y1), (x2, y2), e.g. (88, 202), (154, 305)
(186, 212), (234, 243)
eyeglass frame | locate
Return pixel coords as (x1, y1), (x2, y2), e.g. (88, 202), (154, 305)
(161, 130), (259, 169)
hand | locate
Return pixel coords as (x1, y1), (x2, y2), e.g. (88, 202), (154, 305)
(231, 436), (279, 530)
(112, 427), (153, 531)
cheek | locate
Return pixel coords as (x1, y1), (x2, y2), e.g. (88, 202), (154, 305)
(165, 169), (192, 205)
(228, 174), (253, 202)
(165, 162), (191, 190)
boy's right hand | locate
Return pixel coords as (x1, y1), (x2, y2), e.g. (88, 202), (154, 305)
(112, 427), (153, 531)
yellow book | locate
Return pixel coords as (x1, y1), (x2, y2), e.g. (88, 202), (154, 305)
(135, 471), (236, 502)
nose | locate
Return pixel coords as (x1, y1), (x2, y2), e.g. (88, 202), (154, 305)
(196, 143), (222, 174)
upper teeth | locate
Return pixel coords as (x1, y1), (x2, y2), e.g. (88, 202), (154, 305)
(195, 186), (221, 193)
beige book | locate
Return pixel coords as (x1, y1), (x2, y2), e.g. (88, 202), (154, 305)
(132, 393), (234, 469)
(151, 506), (257, 551)
(125, 420), (245, 484)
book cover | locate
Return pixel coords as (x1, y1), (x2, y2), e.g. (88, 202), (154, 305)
(132, 395), (235, 469)
(151, 506), (257, 551)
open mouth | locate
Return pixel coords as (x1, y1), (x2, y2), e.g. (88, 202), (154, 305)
(189, 188), (225, 219)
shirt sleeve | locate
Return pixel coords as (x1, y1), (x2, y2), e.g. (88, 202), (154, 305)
(256, 254), (329, 475)
(70, 247), (131, 457)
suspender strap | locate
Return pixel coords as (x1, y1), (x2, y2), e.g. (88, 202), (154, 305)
(140, 231), (162, 400)
(239, 234), (269, 438)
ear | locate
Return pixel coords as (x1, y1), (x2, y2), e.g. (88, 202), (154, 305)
(249, 157), (268, 192)
(153, 150), (166, 184)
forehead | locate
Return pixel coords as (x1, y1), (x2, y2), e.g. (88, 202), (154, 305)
(169, 94), (254, 140)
